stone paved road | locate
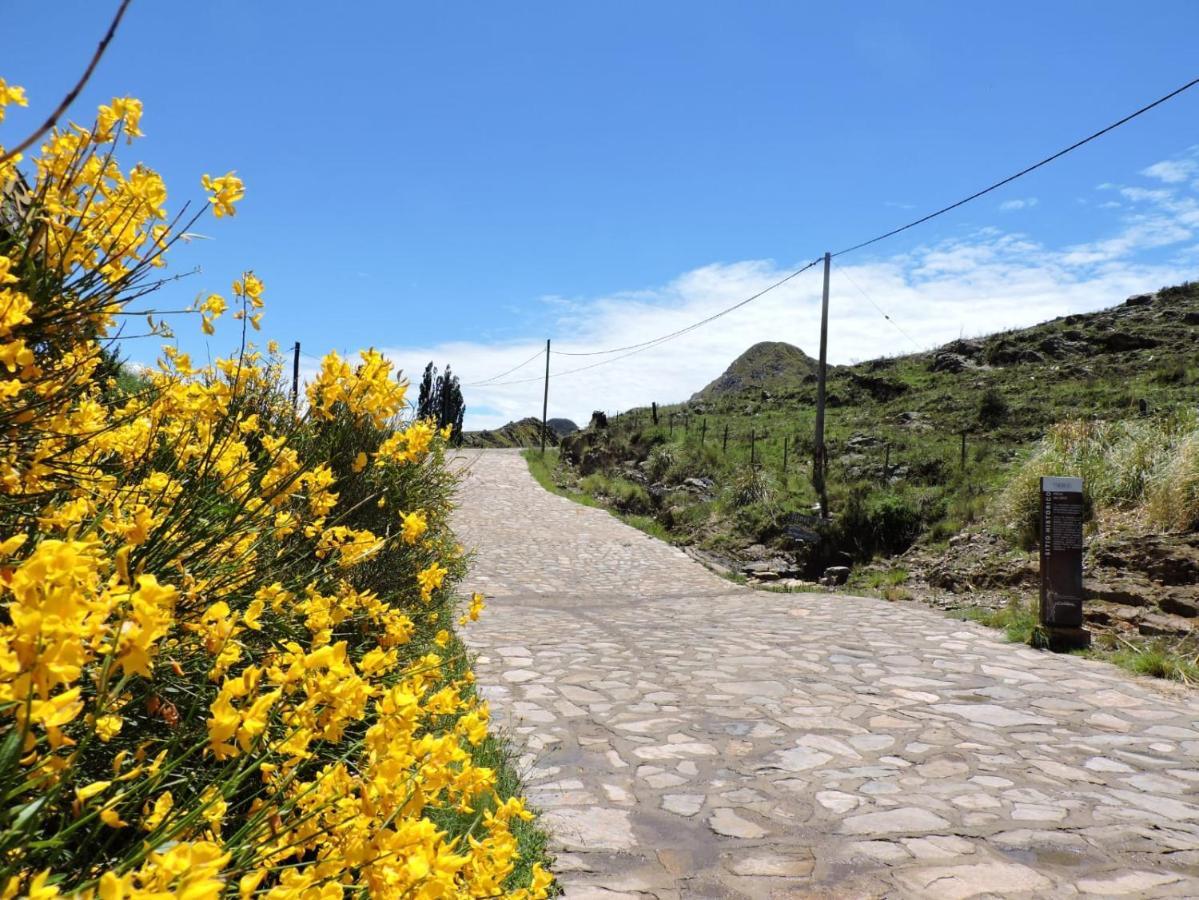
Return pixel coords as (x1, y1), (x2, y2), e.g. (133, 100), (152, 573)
(452, 450), (1199, 899)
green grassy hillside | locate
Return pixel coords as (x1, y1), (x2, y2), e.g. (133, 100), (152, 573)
(554, 282), (1199, 574)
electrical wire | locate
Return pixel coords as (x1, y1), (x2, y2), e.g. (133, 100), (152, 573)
(484, 258), (825, 385)
(462, 346), (546, 386)
(830, 260), (922, 351)
(831, 75), (1199, 259)
(551, 257), (824, 356)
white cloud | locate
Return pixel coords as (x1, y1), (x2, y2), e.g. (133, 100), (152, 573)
(305, 153), (1198, 430)
(1142, 158), (1198, 184)
(999, 197), (1038, 211)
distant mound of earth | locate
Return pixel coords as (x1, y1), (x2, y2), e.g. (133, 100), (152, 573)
(460, 416), (578, 448)
(691, 341), (818, 401)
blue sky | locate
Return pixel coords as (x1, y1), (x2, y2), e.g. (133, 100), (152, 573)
(5, 1), (1199, 426)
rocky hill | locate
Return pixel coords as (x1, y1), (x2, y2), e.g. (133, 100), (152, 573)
(461, 416), (578, 448)
(690, 341), (818, 401)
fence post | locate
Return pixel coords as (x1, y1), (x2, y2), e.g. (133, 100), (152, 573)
(783, 435), (788, 474)
(960, 431), (967, 471)
(722, 423), (728, 454)
(884, 442), (891, 481)
(669, 413), (674, 436)
(751, 429), (756, 467)
(701, 418), (707, 445)
(652, 401), (658, 425)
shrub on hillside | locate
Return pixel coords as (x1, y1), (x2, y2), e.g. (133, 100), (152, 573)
(834, 488), (927, 559)
(996, 414), (1197, 546)
(727, 467), (778, 509)
(666, 443), (722, 484)
(977, 387), (1009, 427)
(1148, 431), (1199, 531)
(645, 445), (677, 482)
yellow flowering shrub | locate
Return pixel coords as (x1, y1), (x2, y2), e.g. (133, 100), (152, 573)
(0, 84), (552, 897)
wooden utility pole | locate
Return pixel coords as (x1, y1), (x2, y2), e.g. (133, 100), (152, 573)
(540, 339), (550, 455)
(291, 341), (301, 411)
(750, 429), (756, 467)
(960, 430), (967, 471)
(722, 423), (728, 454)
(813, 252), (831, 518)
(783, 435), (789, 474)
(701, 418), (707, 445)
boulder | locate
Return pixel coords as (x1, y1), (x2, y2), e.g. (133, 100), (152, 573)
(1084, 578), (1152, 607)
(1125, 293), (1157, 307)
(930, 351), (973, 374)
(942, 338), (984, 358)
(1138, 613), (1190, 637)
(821, 565), (850, 586)
(1038, 335), (1090, 359)
(1160, 595), (1199, 619)
(1095, 332), (1159, 352)
(986, 344), (1046, 366)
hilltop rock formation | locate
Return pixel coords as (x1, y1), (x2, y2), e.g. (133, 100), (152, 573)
(691, 341), (818, 401)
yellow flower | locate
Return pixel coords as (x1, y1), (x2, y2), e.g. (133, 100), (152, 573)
(401, 510), (428, 544)
(351, 451), (368, 473)
(142, 791), (173, 831)
(95, 714), (123, 742)
(201, 171), (244, 217)
(99, 808), (128, 829)
(75, 780), (112, 802)
(0, 78), (28, 123)
(417, 561), (448, 602)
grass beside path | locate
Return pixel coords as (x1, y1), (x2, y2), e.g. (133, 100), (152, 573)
(950, 597), (1199, 687)
(522, 449), (674, 543)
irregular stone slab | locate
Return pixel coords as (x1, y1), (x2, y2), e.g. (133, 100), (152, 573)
(815, 790), (859, 814)
(931, 703), (1054, 728)
(661, 793), (704, 817)
(893, 861), (1052, 899)
(769, 746), (833, 772)
(708, 807), (768, 839)
(541, 807), (636, 851)
(726, 849), (814, 877)
(849, 840), (911, 863)
(1077, 871), (1182, 895)
(841, 807), (951, 835)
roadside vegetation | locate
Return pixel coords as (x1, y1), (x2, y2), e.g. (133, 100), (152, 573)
(0, 83), (552, 895)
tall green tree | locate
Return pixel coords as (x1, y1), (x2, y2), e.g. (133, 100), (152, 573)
(417, 361), (466, 443)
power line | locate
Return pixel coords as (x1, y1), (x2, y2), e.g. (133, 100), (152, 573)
(462, 346), (547, 386)
(831, 260), (922, 351)
(551, 258), (824, 358)
(831, 75), (1199, 259)
(485, 258), (825, 385)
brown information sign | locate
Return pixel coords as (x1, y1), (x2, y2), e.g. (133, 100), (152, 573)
(1039, 475), (1084, 628)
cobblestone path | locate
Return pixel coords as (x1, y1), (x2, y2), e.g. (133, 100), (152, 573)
(452, 450), (1199, 898)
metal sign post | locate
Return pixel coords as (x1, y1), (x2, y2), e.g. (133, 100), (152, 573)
(1039, 475), (1089, 650)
